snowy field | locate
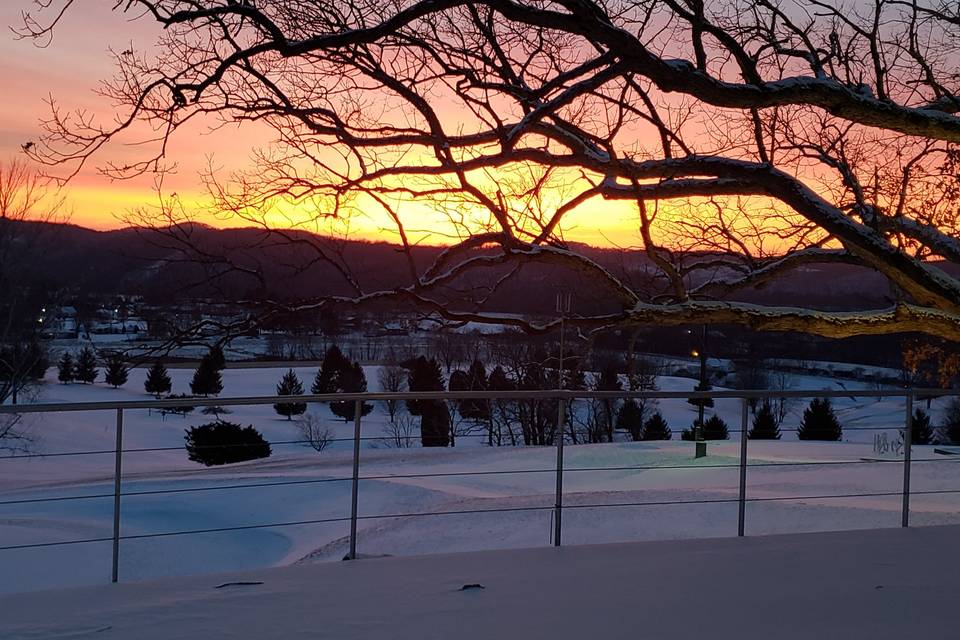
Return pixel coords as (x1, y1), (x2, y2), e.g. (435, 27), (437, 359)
(2, 365), (960, 594)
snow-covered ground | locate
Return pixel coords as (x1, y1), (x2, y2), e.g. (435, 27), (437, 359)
(2, 365), (959, 594)
(2, 526), (957, 640)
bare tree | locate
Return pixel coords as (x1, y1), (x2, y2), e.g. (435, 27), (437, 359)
(18, 1), (960, 345)
(297, 413), (333, 452)
(381, 411), (417, 449)
(377, 364), (407, 422)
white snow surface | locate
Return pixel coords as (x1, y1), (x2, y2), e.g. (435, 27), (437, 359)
(0, 525), (957, 639)
(2, 365), (959, 595)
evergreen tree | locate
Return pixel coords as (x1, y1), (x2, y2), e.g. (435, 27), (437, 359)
(749, 401), (781, 440)
(421, 400), (451, 447)
(190, 357), (223, 396)
(616, 398), (645, 441)
(464, 359), (489, 419)
(206, 344), (226, 371)
(594, 361), (622, 442)
(406, 356), (444, 416)
(449, 366), (488, 420)
(680, 422), (699, 441)
(57, 352), (75, 384)
(908, 407), (934, 445)
(144, 361), (173, 398)
(331, 362), (374, 421)
(75, 348), (98, 384)
(273, 369), (307, 420)
(311, 345), (350, 394)
(702, 414), (730, 440)
(24, 341), (48, 381)
(641, 412), (672, 440)
(405, 356), (448, 446)
(104, 355), (129, 389)
(937, 398), (960, 445)
(686, 382), (715, 409)
(797, 398), (843, 441)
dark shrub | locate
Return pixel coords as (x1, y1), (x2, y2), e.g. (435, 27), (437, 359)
(185, 420), (271, 466)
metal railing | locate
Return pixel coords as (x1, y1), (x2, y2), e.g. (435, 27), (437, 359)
(0, 387), (957, 586)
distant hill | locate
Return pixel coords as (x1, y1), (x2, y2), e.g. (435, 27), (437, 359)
(12, 220), (957, 314)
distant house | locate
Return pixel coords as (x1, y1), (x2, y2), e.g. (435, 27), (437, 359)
(89, 318), (148, 335)
(42, 306), (79, 339)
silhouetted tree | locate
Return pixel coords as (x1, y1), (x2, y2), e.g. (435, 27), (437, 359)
(312, 345), (350, 394)
(274, 369), (307, 420)
(190, 356), (223, 397)
(206, 344), (226, 371)
(797, 398), (842, 441)
(331, 362), (373, 422)
(937, 399), (960, 445)
(616, 398), (645, 441)
(749, 401), (781, 440)
(57, 352), (75, 384)
(909, 407), (934, 445)
(592, 360), (622, 442)
(702, 414), (730, 440)
(74, 348), (97, 384)
(104, 355), (129, 389)
(641, 412), (672, 441)
(144, 361), (172, 398)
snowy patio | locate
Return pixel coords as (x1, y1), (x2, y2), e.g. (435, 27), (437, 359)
(0, 525), (955, 639)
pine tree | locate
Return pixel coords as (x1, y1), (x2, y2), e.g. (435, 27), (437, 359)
(908, 407), (934, 445)
(104, 355), (129, 389)
(75, 348), (98, 384)
(144, 361), (172, 398)
(687, 382), (715, 409)
(702, 414), (730, 440)
(312, 345), (350, 394)
(331, 362), (373, 421)
(206, 344), (226, 371)
(749, 401), (781, 440)
(464, 359), (489, 419)
(274, 369), (307, 420)
(616, 398), (645, 441)
(25, 341), (48, 381)
(421, 400), (451, 447)
(190, 357), (223, 397)
(594, 361), (622, 442)
(797, 398), (843, 441)
(57, 352), (75, 384)
(406, 356), (444, 416)
(937, 399), (960, 445)
(450, 367), (487, 420)
(641, 412), (672, 440)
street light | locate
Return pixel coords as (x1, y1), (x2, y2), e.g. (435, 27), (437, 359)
(687, 325), (709, 458)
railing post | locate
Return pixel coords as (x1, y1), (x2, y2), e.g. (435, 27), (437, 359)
(553, 395), (565, 547)
(738, 398), (749, 537)
(902, 393), (913, 528)
(349, 400), (362, 560)
(111, 408), (124, 583)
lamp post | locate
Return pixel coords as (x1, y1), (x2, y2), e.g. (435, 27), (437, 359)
(689, 325), (709, 458)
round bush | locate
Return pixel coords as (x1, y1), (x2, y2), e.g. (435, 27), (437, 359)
(185, 420), (272, 466)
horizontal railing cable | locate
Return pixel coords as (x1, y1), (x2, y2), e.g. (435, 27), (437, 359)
(5, 487), (960, 553)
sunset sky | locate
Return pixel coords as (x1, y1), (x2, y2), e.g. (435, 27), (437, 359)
(0, 3), (647, 247)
